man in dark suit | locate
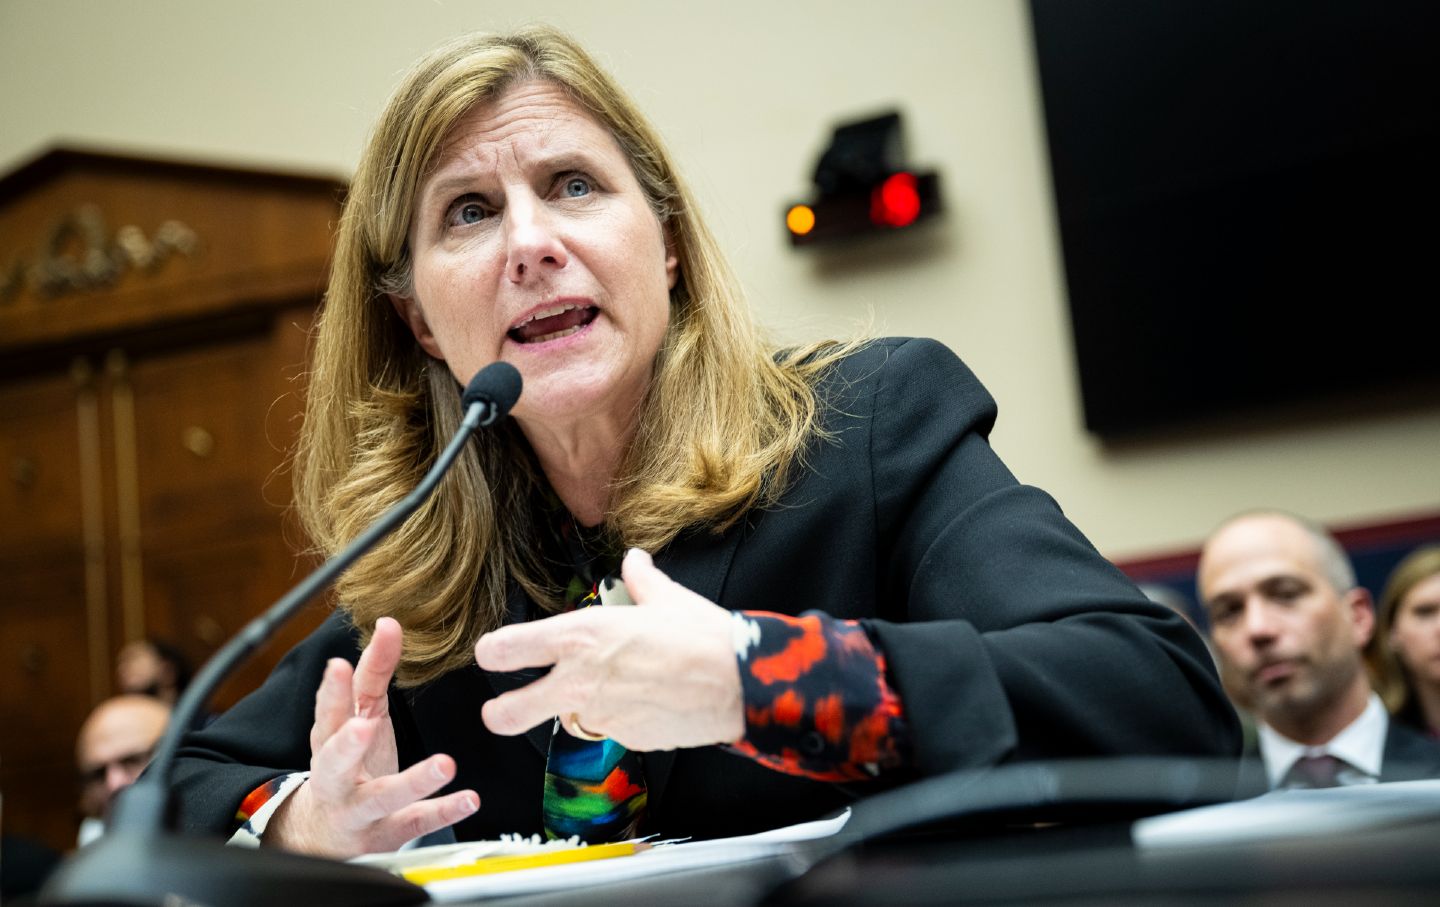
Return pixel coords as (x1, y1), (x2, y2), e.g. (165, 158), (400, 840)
(1199, 511), (1440, 794)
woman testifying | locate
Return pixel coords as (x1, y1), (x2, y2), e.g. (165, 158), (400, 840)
(171, 27), (1240, 856)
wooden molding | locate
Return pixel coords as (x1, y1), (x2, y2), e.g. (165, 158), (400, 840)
(0, 146), (346, 357)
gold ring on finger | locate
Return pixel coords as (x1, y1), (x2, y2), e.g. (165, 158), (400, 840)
(565, 713), (607, 742)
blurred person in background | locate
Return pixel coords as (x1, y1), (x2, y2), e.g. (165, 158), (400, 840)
(115, 638), (193, 706)
(1199, 511), (1440, 792)
(75, 694), (171, 846)
(1371, 545), (1440, 737)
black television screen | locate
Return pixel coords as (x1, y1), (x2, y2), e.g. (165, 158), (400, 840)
(1029, 0), (1440, 436)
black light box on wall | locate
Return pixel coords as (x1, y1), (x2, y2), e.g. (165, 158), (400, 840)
(1029, 0), (1440, 436)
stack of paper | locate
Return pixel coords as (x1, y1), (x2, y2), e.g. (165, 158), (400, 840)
(352, 810), (850, 901)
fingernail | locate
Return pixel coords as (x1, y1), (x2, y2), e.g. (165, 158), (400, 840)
(431, 759), (448, 781)
(463, 794), (479, 813)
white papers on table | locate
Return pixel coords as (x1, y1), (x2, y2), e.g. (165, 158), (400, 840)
(350, 834), (591, 876)
(355, 808), (850, 902)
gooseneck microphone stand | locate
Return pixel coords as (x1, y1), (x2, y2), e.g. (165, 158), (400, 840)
(41, 362), (523, 907)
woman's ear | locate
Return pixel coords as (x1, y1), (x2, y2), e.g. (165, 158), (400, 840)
(389, 294), (445, 360)
(663, 226), (680, 291)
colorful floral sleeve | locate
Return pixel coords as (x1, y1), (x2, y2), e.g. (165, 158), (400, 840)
(228, 771), (308, 847)
(726, 611), (909, 782)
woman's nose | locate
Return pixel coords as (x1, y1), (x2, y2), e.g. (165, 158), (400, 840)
(504, 198), (568, 283)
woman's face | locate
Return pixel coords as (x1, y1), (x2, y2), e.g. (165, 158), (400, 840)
(394, 80), (678, 430)
(1391, 572), (1440, 688)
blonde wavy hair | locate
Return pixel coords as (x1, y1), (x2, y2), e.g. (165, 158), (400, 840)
(295, 26), (851, 686)
(1368, 545), (1440, 721)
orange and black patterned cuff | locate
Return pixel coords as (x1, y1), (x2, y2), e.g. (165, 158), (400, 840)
(726, 611), (909, 782)
(230, 771), (307, 845)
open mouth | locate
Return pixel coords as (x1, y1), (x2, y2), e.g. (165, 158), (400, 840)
(508, 303), (598, 344)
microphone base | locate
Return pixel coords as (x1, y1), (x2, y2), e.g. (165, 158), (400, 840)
(39, 831), (428, 907)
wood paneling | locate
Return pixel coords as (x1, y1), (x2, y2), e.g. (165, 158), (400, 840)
(0, 148), (343, 853)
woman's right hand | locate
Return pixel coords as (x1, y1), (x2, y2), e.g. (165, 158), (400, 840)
(263, 616), (480, 858)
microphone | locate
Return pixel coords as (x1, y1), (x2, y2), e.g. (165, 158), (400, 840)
(463, 360), (523, 426)
(40, 362), (522, 907)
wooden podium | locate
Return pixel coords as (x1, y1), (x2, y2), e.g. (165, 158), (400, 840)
(0, 148), (345, 852)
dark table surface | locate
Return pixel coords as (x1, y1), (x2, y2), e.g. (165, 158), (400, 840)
(34, 761), (1440, 906)
(451, 762), (1440, 907)
(467, 814), (1440, 907)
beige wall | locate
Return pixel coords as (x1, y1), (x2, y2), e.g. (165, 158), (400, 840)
(4, 0), (1436, 560)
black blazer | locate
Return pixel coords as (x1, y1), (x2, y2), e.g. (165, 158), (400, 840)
(1236, 717), (1440, 796)
(172, 338), (1241, 841)
(1383, 721), (1440, 781)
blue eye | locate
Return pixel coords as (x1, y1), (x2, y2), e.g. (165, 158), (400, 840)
(456, 202), (485, 224)
(562, 177), (591, 198)
(444, 196), (487, 228)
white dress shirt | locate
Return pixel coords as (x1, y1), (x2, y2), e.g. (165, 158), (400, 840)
(1258, 692), (1388, 789)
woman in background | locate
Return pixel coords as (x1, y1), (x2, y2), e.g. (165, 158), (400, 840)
(170, 26), (1239, 857)
(1374, 545), (1440, 736)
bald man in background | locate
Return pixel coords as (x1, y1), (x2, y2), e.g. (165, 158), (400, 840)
(75, 694), (171, 845)
(1199, 511), (1440, 793)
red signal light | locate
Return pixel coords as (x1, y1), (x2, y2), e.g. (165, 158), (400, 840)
(870, 172), (921, 228)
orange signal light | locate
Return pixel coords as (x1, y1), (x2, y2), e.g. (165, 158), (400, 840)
(786, 204), (817, 236)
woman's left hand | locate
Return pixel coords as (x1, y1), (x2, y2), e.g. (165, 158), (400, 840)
(474, 548), (744, 751)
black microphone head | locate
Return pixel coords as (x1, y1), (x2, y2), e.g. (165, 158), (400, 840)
(461, 361), (523, 424)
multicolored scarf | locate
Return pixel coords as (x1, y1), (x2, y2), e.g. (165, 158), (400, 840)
(542, 709), (648, 840)
(539, 520), (647, 842)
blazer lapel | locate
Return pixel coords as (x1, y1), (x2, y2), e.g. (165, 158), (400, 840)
(482, 582), (555, 756)
(641, 524), (745, 811)
(1381, 720), (1440, 782)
